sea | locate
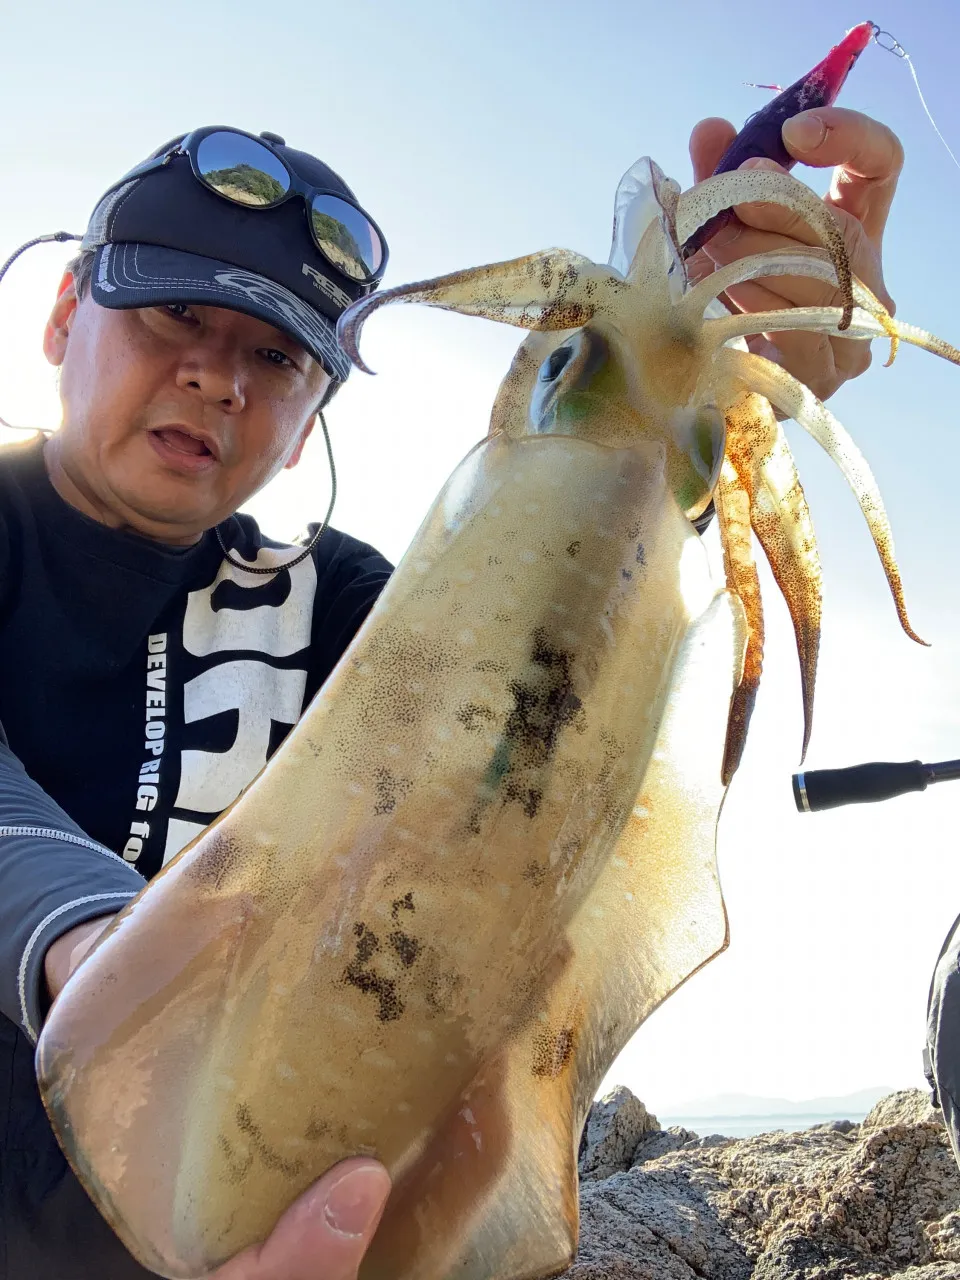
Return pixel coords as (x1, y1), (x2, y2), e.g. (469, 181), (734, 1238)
(659, 1111), (871, 1139)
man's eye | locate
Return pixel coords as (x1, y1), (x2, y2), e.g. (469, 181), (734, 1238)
(163, 303), (194, 321)
(262, 348), (297, 369)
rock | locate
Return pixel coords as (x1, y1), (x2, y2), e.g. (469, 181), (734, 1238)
(861, 1087), (941, 1133)
(924, 1209), (960, 1262)
(632, 1127), (699, 1165)
(809, 1119), (859, 1136)
(564, 1087), (960, 1280)
(693, 1133), (733, 1150)
(579, 1085), (661, 1182)
(569, 1167), (752, 1280)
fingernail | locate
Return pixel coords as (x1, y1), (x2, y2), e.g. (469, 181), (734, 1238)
(739, 157), (782, 173)
(323, 1166), (391, 1238)
(782, 112), (826, 151)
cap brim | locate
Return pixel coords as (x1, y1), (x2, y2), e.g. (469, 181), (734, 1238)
(90, 242), (351, 383)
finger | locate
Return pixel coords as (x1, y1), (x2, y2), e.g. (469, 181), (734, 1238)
(689, 117), (737, 183)
(722, 157), (826, 248)
(684, 120), (738, 290)
(721, 275), (875, 391)
(213, 1158), (391, 1280)
(780, 106), (904, 243)
(722, 284), (870, 396)
(767, 326), (871, 392)
(726, 273), (873, 391)
(702, 197), (891, 308)
(726, 276), (835, 317)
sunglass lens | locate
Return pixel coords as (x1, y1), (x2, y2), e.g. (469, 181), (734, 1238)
(310, 195), (383, 281)
(195, 133), (290, 207)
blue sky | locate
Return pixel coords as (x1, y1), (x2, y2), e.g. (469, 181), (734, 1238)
(2, 0), (959, 1109)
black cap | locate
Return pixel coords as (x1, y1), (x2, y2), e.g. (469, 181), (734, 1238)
(81, 131), (384, 385)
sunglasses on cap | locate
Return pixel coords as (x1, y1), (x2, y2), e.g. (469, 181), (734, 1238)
(119, 126), (388, 286)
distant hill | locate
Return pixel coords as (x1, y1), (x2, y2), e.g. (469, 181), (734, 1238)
(659, 1086), (900, 1119)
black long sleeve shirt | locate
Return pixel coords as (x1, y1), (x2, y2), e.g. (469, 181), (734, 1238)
(0, 436), (392, 1278)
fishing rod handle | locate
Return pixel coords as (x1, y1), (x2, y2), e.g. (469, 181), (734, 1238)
(792, 760), (928, 812)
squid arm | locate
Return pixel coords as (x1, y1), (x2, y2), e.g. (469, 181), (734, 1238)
(706, 306), (960, 375)
(734, 396), (822, 763)
(683, 248), (884, 317)
(687, 249), (960, 372)
(713, 456), (762, 782)
(337, 249), (624, 373)
(674, 170), (854, 327)
(717, 346), (926, 646)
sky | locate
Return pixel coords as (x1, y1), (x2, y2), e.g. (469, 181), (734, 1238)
(1, 0), (959, 1112)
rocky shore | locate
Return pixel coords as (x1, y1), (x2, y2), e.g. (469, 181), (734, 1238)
(568, 1086), (960, 1279)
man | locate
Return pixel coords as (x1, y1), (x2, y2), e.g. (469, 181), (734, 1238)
(0, 110), (904, 1279)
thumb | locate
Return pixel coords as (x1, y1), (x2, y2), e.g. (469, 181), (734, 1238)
(212, 1158), (391, 1280)
(689, 117), (737, 183)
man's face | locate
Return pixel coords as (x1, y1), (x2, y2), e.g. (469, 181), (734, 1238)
(43, 277), (332, 545)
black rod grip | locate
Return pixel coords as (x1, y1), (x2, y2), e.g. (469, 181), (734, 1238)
(792, 760), (928, 812)
(930, 759), (960, 784)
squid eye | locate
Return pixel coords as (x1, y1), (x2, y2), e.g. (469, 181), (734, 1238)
(530, 329), (610, 433)
(541, 344), (574, 383)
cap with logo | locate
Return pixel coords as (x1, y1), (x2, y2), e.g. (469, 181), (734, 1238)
(80, 129), (387, 388)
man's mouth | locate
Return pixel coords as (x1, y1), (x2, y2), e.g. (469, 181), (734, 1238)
(148, 427), (220, 472)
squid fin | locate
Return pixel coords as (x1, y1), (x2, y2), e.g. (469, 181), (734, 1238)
(359, 1042), (580, 1280)
(362, 589), (746, 1280)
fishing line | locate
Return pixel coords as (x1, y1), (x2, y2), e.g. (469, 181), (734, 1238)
(741, 26), (959, 175)
(0, 231), (81, 434)
(872, 27), (960, 174)
(215, 408), (338, 576)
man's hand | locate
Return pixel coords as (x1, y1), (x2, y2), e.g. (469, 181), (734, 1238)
(686, 107), (904, 402)
(44, 914), (117, 1000)
(207, 1158), (390, 1280)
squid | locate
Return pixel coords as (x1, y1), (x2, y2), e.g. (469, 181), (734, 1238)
(36, 155), (959, 1280)
(343, 156), (958, 778)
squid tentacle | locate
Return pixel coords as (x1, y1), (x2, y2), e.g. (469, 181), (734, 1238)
(713, 390), (822, 763)
(674, 170), (854, 327)
(748, 413), (822, 762)
(704, 306), (900, 361)
(683, 248), (885, 322)
(683, 249), (901, 364)
(707, 306), (960, 372)
(877, 320), (960, 367)
(717, 347), (926, 646)
(714, 456), (763, 783)
(337, 250), (624, 373)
